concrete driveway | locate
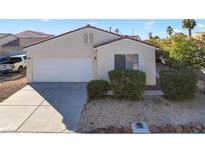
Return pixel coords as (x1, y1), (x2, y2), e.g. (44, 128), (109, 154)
(0, 83), (87, 133)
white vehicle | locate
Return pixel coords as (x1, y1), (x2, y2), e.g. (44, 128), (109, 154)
(0, 54), (27, 73)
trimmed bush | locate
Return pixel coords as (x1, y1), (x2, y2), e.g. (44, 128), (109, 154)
(108, 70), (146, 100)
(160, 70), (197, 101)
(87, 80), (110, 101)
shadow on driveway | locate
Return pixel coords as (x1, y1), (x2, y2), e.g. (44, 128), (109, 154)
(30, 82), (87, 131)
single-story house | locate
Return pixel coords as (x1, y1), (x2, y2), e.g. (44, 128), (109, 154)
(24, 25), (158, 85)
(0, 31), (54, 57)
(15, 30), (54, 48)
(0, 33), (22, 56)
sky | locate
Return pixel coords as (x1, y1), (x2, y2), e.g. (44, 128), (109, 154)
(0, 19), (205, 40)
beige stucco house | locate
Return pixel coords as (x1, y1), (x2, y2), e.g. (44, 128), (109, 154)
(0, 31), (53, 57)
(0, 34), (23, 56)
(192, 32), (205, 40)
(24, 25), (158, 85)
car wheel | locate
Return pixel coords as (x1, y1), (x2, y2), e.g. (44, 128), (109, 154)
(18, 66), (23, 73)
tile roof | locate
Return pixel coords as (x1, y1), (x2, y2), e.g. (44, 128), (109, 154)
(19, 38), (52, 48)
(94, 36), (159, 48)
(23, 24), (158, 49)
(15, 30), (54, 38)
(2, 38), (20, 46)
(0, 33), (12, 39)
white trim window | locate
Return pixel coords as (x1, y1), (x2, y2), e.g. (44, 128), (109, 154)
(83, 33), (94, 44)
(114, 54), (139, 71)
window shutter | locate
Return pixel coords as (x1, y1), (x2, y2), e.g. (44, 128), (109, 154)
(89, 33), (94, 44)
(83, 33), (88, 44)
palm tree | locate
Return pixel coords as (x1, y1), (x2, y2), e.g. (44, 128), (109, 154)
(182, 19), (196, 38)
(148, 32), (153, 39)
(166, 26), (174, 37)
(115, 28), (119, 34)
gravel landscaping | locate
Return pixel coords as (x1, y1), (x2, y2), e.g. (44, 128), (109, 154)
(0, 77), (26, 103)
(77, 92), (205, 133)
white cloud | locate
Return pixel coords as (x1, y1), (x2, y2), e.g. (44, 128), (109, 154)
(88, 22), (97, 26)
(198, 23), (205, 30)
(145, 21), (155, 26)
(144, 21), (155, 30)
(153, 33), (158, 36)
(40, 19), (51, 22)
(173, 28), (182, 33)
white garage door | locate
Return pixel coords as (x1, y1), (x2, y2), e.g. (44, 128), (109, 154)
(33, 58), (93, 82)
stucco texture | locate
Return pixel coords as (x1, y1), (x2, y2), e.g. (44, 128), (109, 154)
(25, 26), (156, 85)
(25, 27), (120, 82)
(96, 38), (156, 85)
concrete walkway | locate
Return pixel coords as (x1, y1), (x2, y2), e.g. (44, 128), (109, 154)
(0, 83), (87, 133)
(144, 90), (164, 96)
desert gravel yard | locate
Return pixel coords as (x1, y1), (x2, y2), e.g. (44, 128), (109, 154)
(77, 92), (205, 132)
(0, 77), (26, 102)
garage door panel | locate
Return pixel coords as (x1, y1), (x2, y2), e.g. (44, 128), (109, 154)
(33, 58), (93, 82)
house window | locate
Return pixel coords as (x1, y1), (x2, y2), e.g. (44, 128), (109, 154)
(114, 55), (126, 70)
(126, 54), (139, 70)
(114, 54), (139, 70)
(89, 33), (94, 44)
(83, 33), (94, 44)
(83, 33), (88, 44)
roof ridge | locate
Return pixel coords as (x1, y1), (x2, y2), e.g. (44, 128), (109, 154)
(2, 38), (20, 47)
(0, 33), (12, 35)
(23, 25), (123, 48)
(85, 24), (123, 37)
(16, 30), (53, 38)
(24, 25), (155, 49)
(27, 30), (52, 36)
(94, 36), (159, 48)
(0, 33), (18, 39)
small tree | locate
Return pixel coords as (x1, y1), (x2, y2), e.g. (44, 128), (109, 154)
(167, 33), (205, 70)
(115, 28), (119, 34)
(182, 19), (196, 38)
(148, 32), (153, 39)
(166, 26), (174, 37)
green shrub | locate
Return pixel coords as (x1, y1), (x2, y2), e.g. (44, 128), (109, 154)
(108, 70), (146, 100)
(87, 80), (110, 101)
(160, 70), (197, 101)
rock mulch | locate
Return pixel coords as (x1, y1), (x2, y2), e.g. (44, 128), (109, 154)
(150, 121), (205, 133)
(77, 126), (132, 134)
(77, 92), (205, 133)
(78, 122), (205, 134)
(0, 77), (26, 103)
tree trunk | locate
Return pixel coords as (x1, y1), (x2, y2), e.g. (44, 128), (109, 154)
(189, 29), (192, 38)
(204, 82), (205, 94)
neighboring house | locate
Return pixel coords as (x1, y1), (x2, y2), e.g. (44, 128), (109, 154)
(0, 34), (22, 56)
(192, 32), (205, 40)
(124, 35), (142, 40)
(24, 25), (158, 85)
(15, 30), (54, 48)
(0, 31), (54, 57)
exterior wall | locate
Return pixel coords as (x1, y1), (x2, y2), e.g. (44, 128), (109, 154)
(192, 32), (205, 40)
(1, 46), (24, 56)
(96, 39), (156, 85)
(25, 27), (120, 83)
